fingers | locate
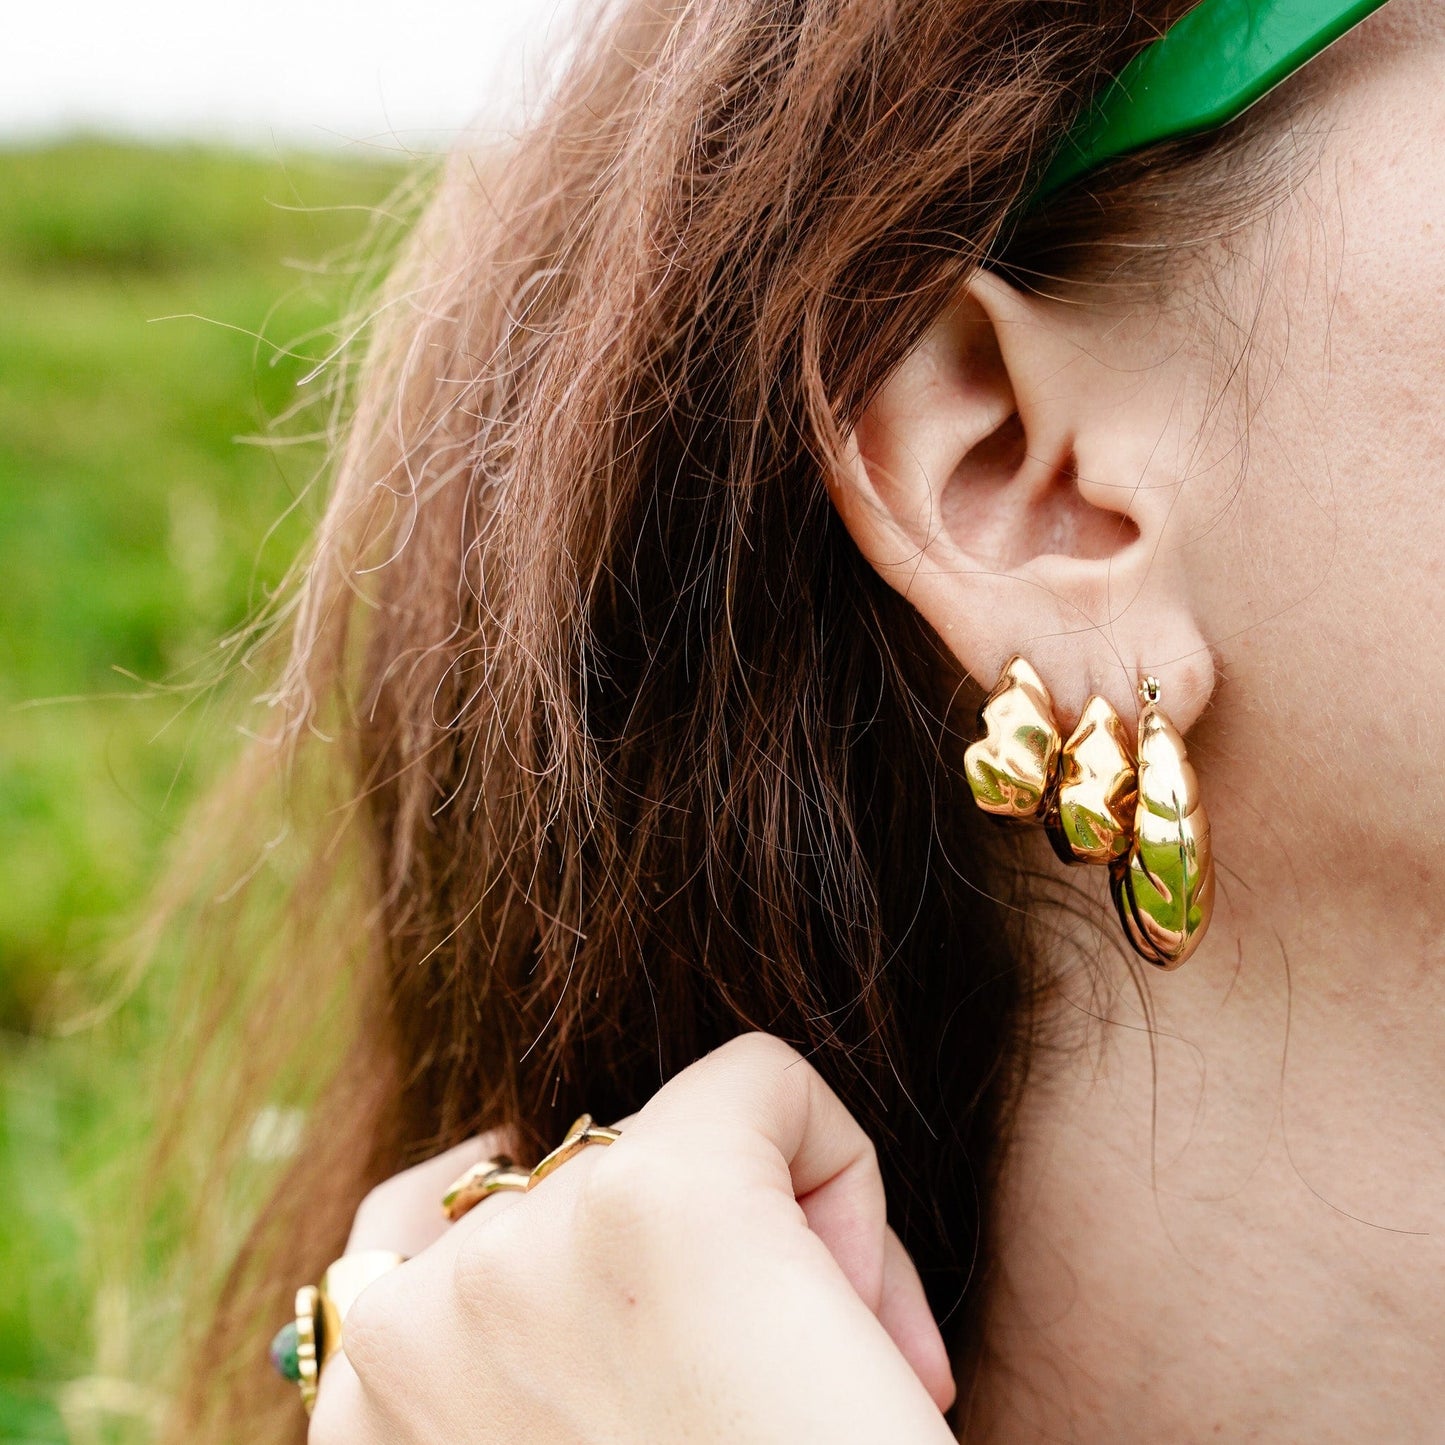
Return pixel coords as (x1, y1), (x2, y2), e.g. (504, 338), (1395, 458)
(320, 1034), (953, 1442)
(320, 1135), (515, 1442)
(347, 1129), (513, 1257)
(336, 1037), (952, 1411)
(879, 1227), (956, 1412)
(625, 1033), (888, 1307)
(614, 1033), (953, 1408)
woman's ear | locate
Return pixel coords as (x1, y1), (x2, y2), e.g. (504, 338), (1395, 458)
(830, 270), (1214, 729)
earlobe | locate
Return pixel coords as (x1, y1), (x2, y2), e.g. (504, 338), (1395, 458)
(833, 269), (1214, 731)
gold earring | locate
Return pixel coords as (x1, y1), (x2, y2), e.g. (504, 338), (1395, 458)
(963, 656), (1061, 820)
(965, 661), (1214, 970)
(1050, 694), (1137, 866)
(1110, 676), (1214, 970)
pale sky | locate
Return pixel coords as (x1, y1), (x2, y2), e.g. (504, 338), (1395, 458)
(6, 0), (578, 151)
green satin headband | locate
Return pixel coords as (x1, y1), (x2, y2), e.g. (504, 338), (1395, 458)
(1033, 0), (1394, 203)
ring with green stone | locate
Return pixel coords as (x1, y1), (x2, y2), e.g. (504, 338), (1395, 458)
(269, 1252), (406, 1415)
(269, 1284), (321, 1413)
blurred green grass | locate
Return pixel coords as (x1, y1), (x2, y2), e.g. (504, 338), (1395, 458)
(0, 138), (409, 1443)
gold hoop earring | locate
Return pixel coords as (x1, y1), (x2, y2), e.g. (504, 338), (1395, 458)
(1050, 693), (1136, 866)
(965, 662), (1214, 970)
(963, 656), (1061, 820)
(1110, 675), (1214, 970)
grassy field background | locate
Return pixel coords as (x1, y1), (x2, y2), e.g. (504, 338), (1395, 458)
(0, 138), (408, 1443)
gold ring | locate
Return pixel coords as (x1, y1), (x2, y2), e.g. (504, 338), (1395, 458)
(441, 1154), (532, 1222)
(272, 1249), (406, 1415)
(527, 1113), (621, 1190)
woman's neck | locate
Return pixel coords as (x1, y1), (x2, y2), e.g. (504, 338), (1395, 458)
(960, 822), (1445, 1442)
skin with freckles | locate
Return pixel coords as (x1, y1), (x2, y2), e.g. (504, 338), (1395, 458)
(312, 5), (1442, 1441)
(837, 1), (1445, 1438)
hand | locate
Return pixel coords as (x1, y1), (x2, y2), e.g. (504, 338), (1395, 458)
(310, 1032), (957, 1443)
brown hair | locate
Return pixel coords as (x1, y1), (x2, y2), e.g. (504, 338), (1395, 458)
(160, 0), (1303, 1436)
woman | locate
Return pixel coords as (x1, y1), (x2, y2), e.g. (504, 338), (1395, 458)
(174, 0), (1444, 1438)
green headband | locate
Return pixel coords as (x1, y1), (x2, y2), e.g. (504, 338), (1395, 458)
(1033, 0), (1393, 203)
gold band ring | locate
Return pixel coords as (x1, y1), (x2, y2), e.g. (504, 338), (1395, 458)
(441, 1154), (532, 1222)
(277, 1248), (406, 1414)
(527, 1113), (621, 1190)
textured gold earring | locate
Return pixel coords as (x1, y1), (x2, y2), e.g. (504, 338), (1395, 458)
(1050, 694), (1137, 866)
(965, 662), (1214, 970)
(963, 656), (1062, 820)
(1109, 676), (1214, 970)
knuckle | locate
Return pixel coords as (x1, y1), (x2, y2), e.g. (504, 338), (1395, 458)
(451, 1206), (523, 1323)
(573, 1140), (691, 1249)
(715, 1030), (803, 1073)
(336, 1273), (405, 1385)
(712, 1032), (816, 1115)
